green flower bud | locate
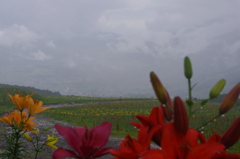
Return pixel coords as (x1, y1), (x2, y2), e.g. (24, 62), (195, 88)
(209, 79), (226, 99)
(184, 56), (193, 79)
(150, 71), (168, 104)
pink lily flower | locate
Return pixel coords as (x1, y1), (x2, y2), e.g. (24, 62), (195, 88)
(52, 122), (116, 159)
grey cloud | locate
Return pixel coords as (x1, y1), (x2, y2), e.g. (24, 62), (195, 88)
(0, 24), (38, 49)
(0, 0), (240, 98)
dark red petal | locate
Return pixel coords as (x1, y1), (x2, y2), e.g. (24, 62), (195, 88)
(198, 132), (207, 144)
(208, 132), (222, 143)
(110, 150), (137, 159)
(130, 122), (142, 129)
(185, 128), (199, 147)
(136, 115), (151, 126)
(186, 143), (225, 159)
(54, 124), (81, 153)
(138, 125), (161, 150)
(92, 147), (118, 158)
(88, 121), (112, 148)
(75, 126), (87, 143)
(140, 149), (164, 159)
(174, 96), (188, 135)
(149, 106), (165, 126)
(162, 123), (183, 158)
(221, 117), (240, 149)
(214, 152), (240, 159)
(52, 147), (79, 159)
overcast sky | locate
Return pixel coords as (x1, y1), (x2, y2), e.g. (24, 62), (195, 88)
(0, 0), (240, 98)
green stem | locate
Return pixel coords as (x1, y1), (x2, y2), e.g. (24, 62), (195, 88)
(33, 130), (46, 159)
(188, 79), (193, 119)
(196, 114), (221, 131)
(188, 79), (192, 101)
(166, 104), (173, 113)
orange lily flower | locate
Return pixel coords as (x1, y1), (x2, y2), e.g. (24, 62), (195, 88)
(27, 100), (50, 116)
(0, 111), (15, 126)
(8, 94), (33, 111)
(0, 110), (38, 132)
(13, 110), (38, 132)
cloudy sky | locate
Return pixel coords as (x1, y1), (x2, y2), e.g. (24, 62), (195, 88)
(0, 0), (240, 98)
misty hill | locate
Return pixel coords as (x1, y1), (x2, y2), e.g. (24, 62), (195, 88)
(0, 86), (41, 106)
(0, 83), (61, 95)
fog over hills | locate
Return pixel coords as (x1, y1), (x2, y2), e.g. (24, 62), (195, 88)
(0, 1), (240, 99)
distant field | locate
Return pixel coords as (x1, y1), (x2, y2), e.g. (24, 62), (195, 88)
(40, 94), (156, 104)
(1, 88), (239, 154)
(0, 86), (155, 114)
(37, 100), (240, 154)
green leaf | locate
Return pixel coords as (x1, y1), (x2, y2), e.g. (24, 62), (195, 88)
(44, 127), (51, 131)
(191, 83), (198, 90)
(200, 99), (209, 106)
(186, 100), (194, 107)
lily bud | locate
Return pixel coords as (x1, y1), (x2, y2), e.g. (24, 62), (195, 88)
(184, 56), (193, 79)
(23, 133), (33, 142)
(161, 91), (173, 121)
(209, 79), (226, 99)
(221, 117), (240, 149)
(173, 97), (188, 135)
(219, 83), (240, 114)
(150, 72), (167, 104)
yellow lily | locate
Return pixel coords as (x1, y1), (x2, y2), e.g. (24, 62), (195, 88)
(45, 134), (58, 149)
(23, 133), (33, 142)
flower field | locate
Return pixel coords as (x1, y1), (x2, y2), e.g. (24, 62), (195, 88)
(38, 100), (240, 153)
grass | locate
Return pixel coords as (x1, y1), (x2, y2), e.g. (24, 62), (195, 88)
(39, 94), (156, 104)
(1, 92), (239, 154)
(37, 100), (240, 154)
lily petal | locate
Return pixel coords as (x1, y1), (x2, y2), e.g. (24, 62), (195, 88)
(52, 147), (79, 159)
(186, 143), (225, 159)
(54, 125), (81, 153)
(93, 147), (118, 158)
(88, 121), (112, 148)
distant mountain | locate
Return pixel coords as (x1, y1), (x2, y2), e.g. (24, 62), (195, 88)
(0, 83), (61, 95)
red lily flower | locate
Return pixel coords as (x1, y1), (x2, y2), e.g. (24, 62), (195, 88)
(110, 125), (162, 159)
(52, 122), (116, 159)
(161, 123), (225, 159)
(198, 118), (240, 158)
(131, 106), (165, 146)
(161, 97), (227, 158)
